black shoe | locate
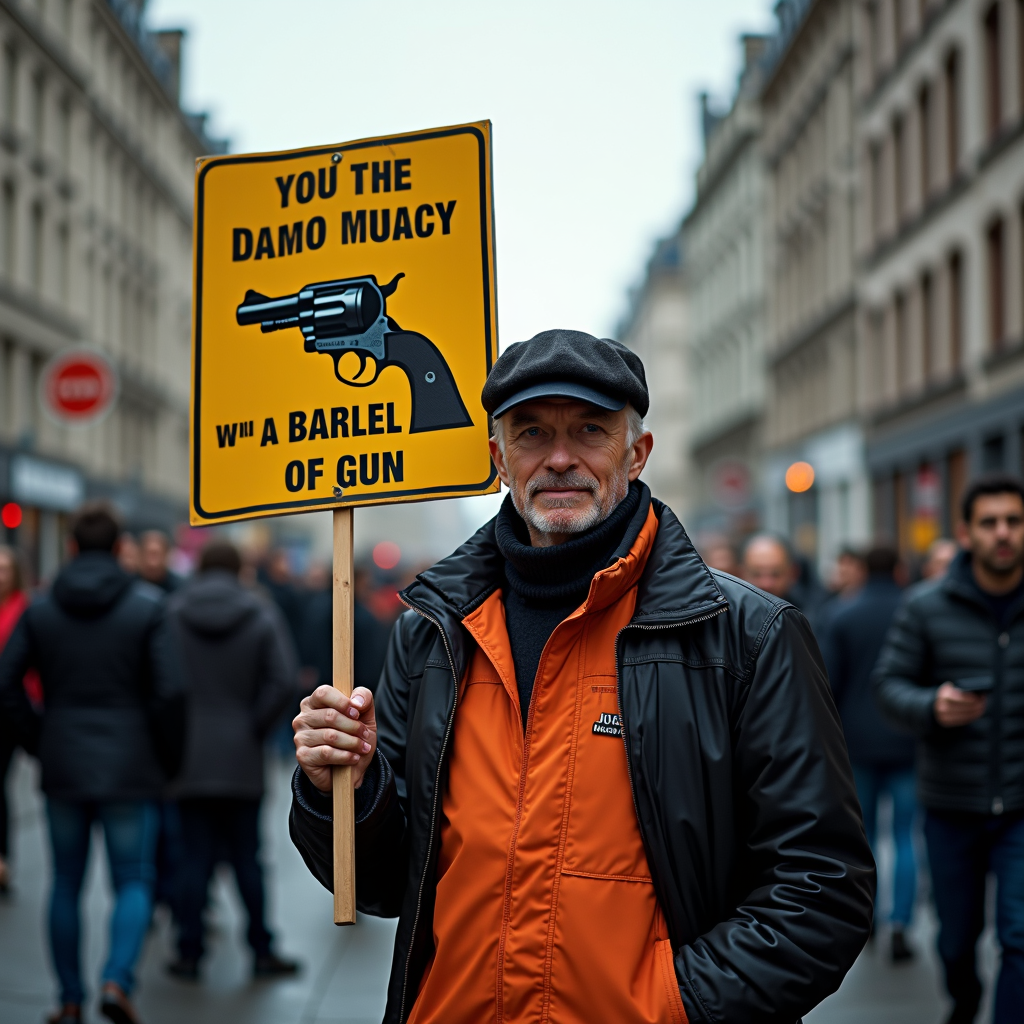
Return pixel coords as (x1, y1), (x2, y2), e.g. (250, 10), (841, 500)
(99, 983), (141, 1024)
(166, 957), (200, 981)
(254, 953), (301, 978)
(46, 1006), (81, 1024)
(944, 1004), (979, 1024)
(891, 928), (914, 963)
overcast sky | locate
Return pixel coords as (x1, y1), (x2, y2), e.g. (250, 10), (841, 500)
(147, 0), (773, 346)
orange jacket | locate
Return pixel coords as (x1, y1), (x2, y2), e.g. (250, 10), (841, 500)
(406, 505), (687, 1024)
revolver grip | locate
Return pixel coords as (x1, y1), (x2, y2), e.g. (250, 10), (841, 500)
(384, 331), (474, 433)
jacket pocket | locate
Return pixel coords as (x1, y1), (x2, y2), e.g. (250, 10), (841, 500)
(656, 939), (688, 1024)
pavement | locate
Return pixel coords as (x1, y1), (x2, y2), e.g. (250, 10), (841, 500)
(0, 749), (1000, 1024)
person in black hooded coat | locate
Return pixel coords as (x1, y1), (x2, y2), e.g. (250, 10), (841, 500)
(0, 503), (183, 1024)
(164, 541), (300, 981)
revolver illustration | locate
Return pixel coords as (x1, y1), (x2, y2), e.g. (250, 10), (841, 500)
(235, 273), (473, 434)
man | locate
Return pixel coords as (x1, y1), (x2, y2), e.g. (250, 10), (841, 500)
(876, 474), (1024, 1024)
(824, 547), (916, 963)
(138, 530), (183, 593)
(922, 536), (959, 580)
(0, 503), (183, 1024)
(741, 532), (799, 600)
(165, 541), (299, 980)
(291, 331), (873, 1024)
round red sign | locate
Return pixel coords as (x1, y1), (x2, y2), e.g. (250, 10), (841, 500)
(41, 349), (118, 423)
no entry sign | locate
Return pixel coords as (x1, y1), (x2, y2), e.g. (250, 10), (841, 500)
(190, 121), (498, 525)
(41, 349), (118, 424)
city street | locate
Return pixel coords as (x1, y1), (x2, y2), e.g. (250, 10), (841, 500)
(0, 749), (999, 1024)
(0, 752), (396, 1024)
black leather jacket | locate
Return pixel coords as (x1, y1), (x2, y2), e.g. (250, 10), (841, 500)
(290, 501), (873, 1024)
(874, 552), (1024, 815)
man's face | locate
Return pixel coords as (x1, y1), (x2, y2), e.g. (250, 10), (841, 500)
(959, 493), (1024, 578)
(139, 535), (168, 580)
(488, 399), (652, 546)
(743, 538), (797, 599)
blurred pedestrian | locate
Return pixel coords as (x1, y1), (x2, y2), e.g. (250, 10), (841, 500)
(922, 537), (958, 580)
(138, 530), (183, 593)
(0, 503), (184, 1024)
(165, 541), (299, 981)
(817, 546), (868, 636)
(117, 532), (140, 575)
(875, 475), (1024, 1024)
(0, 543), (37, 894)
(824, 546), (916, 963)
(698, 533), (738, 575)
(259, 548), (304, 653)
(741, 533), (799, 600)
(299, 563), (389, 693)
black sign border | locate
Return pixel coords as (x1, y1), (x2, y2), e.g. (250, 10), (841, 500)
(192, 124), (497, 521)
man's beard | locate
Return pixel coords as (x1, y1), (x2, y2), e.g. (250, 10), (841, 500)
(510, 462), (630, 537)
(978, 543), (1024, 579)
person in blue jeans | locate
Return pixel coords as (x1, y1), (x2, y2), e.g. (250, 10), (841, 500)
(0, 504), (183, 1024)
(876, 476), (1024, 1024)
(824, 546), (918, 962)
(47, 802), (160, 1008)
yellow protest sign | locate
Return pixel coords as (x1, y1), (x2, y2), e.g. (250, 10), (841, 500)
(189, 121), (498, 524)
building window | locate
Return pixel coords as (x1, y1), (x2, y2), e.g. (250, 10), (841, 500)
(949, 249), (963, 370)
(29, 201), (43, 293)
(945, 50), (960, 179)
(921, 269), (934, 381)
(2, 181), (15, 279)
(895, 290), (908, 392)
(893, 113), (905, 225)
(987, 217), (1006, 349)
(870, 141), (884, 242)
(918, 83), (931, 204)
(57, 222), (68, 305)
(983, 433), (1006, 470)
(1019, 0), (1024, 115)
(30, 72), (44, 153)
(57, 98), (70, 170)
(984, 3), (1002, 140)
(867, 2), (880, 83)
(947, 448), (967, 528)
(3, 45), (17, 129)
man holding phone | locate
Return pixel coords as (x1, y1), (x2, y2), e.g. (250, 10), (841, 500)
(876, 475), (1024, 1024)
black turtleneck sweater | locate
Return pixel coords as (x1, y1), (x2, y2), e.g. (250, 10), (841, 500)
(494, 481), (651, 728)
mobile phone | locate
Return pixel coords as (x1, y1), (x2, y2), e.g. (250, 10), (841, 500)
(953, 676), (994, 694)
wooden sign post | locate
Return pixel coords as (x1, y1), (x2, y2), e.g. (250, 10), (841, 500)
(189, 122), (498, 925)
(332, 507), (356, 924)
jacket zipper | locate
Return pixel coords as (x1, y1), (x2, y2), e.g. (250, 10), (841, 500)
(614, 606), (727, 897)
(396, 595), (462, 1024)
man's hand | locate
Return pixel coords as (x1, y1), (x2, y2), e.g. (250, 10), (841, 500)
(934, 682), (987, 727)
(294, 685), (377, 794)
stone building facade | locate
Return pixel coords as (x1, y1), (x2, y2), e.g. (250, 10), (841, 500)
(0, 0), (222, 579)
(618, 231), (690, 517)
(858, 0), (1024, 552)
(683, 36), (769, 538)
(760, 0), (872, 570)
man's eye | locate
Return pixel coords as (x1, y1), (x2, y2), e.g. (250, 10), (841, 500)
(583, 424), (600, 433)
(524, 427), (541, 437)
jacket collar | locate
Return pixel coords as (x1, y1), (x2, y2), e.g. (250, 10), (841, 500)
(400, 496), (727, 678)
(943, 549), (1024, 621)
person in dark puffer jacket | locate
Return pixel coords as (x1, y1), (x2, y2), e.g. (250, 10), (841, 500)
(875, 475), (1024, 1024)
(0, 502), (183, 1024)
(164, 540), (300, 982)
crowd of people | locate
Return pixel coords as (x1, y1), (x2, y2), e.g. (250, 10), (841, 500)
(0, 506), (394, 1024)
(0, 463), (1022, 1023)
(699, 474), (1024, 1024)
